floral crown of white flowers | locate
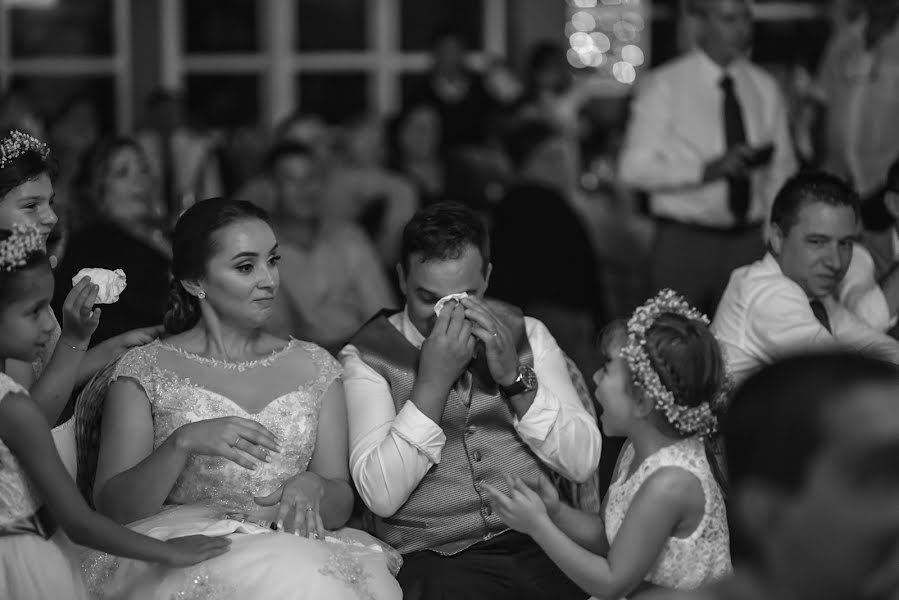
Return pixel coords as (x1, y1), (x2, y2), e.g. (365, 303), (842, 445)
(0, 222), (44, 272)
(0, 130), (50, 170)
(620, 289), (728, 436)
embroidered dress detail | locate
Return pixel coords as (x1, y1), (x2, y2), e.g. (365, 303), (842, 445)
(604, 438), (732, 589)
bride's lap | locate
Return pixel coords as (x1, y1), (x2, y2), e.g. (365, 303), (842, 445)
(83, 504), (402, 600)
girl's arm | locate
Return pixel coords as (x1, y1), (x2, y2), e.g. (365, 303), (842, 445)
(531, 468), (702, 599)
(93, 378), (190, 523)
(0, 392), (229, 565)
(307, 380), (355, 529)
(551, 503), (610, 555)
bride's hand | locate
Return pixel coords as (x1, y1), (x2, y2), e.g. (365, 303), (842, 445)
(173, 417), (281, 469)
(254, 472), (325, 539)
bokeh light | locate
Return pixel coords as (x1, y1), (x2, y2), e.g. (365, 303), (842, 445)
(613, 61), (637, 84)
(621, 44), (644, 66)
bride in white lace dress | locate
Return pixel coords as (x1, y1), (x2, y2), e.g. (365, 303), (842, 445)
(85, 199), (402, 599)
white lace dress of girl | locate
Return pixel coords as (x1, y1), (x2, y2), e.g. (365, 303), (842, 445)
(0, 372), (89, 599)
(30, 309), (79, 480)
(82, 339), (402, 600)
(603, 438), (732, 592)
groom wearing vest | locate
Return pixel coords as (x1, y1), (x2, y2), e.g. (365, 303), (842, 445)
(339, 202), (602, 599)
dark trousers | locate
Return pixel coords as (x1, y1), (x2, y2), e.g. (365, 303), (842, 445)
(650, 219), (765, 317)
(398, 531), (589, 600)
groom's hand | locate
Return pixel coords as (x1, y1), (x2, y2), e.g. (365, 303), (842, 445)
(418, 302), (476, 391)
(413, 302), (476, 424)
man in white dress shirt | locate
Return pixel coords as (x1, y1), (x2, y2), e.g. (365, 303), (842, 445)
(712, 172), (899, 383)
(339, 203), (600, 599)
(619, 0), (797, 315)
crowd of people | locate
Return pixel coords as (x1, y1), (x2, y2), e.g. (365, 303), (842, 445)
(0, 0), (898, 598)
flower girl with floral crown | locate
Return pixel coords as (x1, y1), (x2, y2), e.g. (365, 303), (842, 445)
(485, 289), (732, 598)
(0, 224), (229, 599)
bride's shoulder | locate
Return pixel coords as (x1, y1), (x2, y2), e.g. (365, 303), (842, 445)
(278, 338), (342, 379)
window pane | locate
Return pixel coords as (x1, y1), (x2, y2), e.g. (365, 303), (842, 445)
(9, 75), (116, 134)
(185, 75), (260, 128)
(296, 0), (367, 51)
(751, 19), (832, 70)
(400, 0), (483, 51)
(185, 0), (259, 53)
(10, 0), (113, 57)
(297, 73), (368, 124)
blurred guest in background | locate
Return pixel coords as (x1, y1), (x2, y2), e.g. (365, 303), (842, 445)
(135, 89), (223, 223)
(322, 113), (418, 268)
(814, 0), (899, 201)
(619, 0), (797, 315)
(491, 118), (602, 379)
(409, 27), (498, 154)
(53, 137), (171, 346)
(388, 103), (446, 207)
(265, 141), (396, 353)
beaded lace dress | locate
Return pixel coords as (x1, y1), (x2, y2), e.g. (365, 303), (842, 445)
(603, 438), (732, 591)
(82, 339), (402, 600)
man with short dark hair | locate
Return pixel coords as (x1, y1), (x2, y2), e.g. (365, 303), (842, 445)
(712, 171), (899, 382)
(645, 352), (899, 600)
(339, 202), (601, 599)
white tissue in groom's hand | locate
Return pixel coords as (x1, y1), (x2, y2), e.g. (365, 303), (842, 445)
(72, 268), (127, 304)
(434, 292), (469, 317)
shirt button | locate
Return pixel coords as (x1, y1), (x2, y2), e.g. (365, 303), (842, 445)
(482, 505), (493, 517)
(466, 426), (476, 436)
(471, 450), (482, 462)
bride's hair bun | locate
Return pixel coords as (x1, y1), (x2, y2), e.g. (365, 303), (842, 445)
(163, 197), (269, 335)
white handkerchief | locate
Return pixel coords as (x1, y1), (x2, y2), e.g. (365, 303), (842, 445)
(72, 268), (127, 304)
(434, 292), (469, 316)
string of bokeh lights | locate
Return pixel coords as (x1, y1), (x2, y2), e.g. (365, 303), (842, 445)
(565, 0), (646, 84)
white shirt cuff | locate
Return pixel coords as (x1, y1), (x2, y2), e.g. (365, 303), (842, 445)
(514, 388), (559, 443)
(391, 401), (447, 464)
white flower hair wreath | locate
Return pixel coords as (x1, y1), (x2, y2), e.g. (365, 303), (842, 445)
(620, 289), (730, 436)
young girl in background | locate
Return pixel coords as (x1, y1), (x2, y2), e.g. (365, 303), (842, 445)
(0, 129), (160, 480)
(485, 289), (731, 598)
(0, 223), (229, 598)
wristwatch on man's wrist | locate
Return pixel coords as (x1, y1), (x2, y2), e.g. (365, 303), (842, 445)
(499, 365), (538, 397)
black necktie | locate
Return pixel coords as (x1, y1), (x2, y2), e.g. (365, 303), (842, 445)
(720, 75), (750, 223)
(810, 299), (832, 334)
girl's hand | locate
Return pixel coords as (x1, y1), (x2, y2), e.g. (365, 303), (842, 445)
(60, 277), (100, 347)
(101, 325), (165, 361)
(173, 417), (281, 469)
(254, 472), (325, 539)
(162, 534), (231, 566)
(483, 475), (552, 536)
(523, 472), (562, 520)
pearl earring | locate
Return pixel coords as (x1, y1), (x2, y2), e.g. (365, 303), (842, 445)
(198, 290), (206, 300)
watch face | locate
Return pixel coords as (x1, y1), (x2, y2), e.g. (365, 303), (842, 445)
(521, 365), (538, 390)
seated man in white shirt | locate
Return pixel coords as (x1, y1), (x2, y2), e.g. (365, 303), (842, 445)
(712, 171), (899, 383)
(619, 0), (796, 315)
(339, 203), (602, 600)
(839, 159), (899, 333)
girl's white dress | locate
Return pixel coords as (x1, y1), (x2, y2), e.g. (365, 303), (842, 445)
(0, 372), (89, 599)
(82, 339), (402, 600)
(604, 438), (732, 590)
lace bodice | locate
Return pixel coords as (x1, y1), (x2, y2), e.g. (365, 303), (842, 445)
(0, 373), (42, 526)
(604, 438), (732, 590)
(111, 338), (341, 511)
